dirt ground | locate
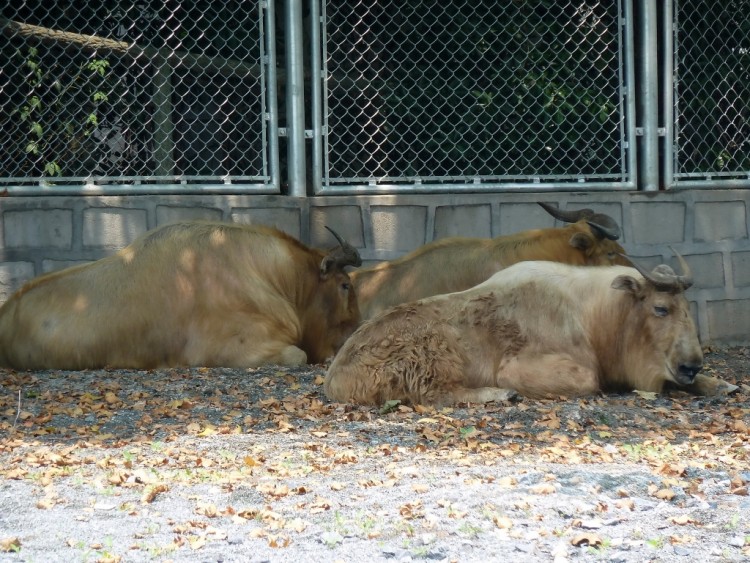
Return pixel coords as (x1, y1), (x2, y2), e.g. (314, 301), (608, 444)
(0, 346), (748, 562)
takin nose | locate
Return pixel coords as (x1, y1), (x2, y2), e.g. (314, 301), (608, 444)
(677, 361), (703, 382)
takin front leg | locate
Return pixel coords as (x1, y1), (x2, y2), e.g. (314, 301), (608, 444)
(185, 313), (307, 368)
(492, 353), (600, 399)
(444, 386), (518, 405)
(684, 373), (739, 396)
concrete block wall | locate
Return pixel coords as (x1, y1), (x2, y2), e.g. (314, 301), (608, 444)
(2, 189), (749, 344)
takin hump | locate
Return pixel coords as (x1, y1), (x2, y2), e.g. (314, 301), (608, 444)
(350, 202), (631, 320)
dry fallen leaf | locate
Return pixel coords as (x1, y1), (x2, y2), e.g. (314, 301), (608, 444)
(0, 537), (21, 552)
(492, 515), (513, 529)
(530, 483), (556, 495)
(669, 514), (700, 526)
(141, 483), (169, 504)
(615, 498), (635, 511)
(195, 502), (219, 517)
(35, 497), (57, 510)
(571, 532), (603, 547)
(653, 488), (676, 501)
(268, 534), (291, 548)
(188, 536), (207, 550)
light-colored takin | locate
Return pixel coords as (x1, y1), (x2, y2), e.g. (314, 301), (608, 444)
(351, 202), (631, 320)
(0, 221), (362, 370)
(325, 255), (736, 406)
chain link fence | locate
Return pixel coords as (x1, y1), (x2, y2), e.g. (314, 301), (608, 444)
(317, 0), (635, 191)
(672, 0), (750, 185)
(1, 1), (278, 190)
(3, 1), (750, 193)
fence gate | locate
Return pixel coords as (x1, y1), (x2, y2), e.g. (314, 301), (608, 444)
(312, 0), (637, 194)
(666, 0), (750, 189)
(0, 1), (279, 194)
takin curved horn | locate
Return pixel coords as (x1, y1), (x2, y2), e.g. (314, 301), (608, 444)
(585, 214), (622, 241)
(537, 202), (621, 240)
(324, 226), (362, 269)
(537, 201), (595, 223)
(625, 247), (693, 293)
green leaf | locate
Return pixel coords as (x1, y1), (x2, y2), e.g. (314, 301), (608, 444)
(379, 399), (402, 414)
(44, 161), (61, 176)
(459, 425), (476, 437)
(30, 122), (43, 138)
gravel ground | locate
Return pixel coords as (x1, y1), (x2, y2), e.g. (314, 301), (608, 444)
(0, 347), (749, 563)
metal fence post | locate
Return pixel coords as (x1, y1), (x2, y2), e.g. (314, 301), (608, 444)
(285, 0), (307, 196)
(310, 0), (323, 194)
(265, 0), (281, 191)
(661, 0), (674, 189)
(638, 0), (659, 191)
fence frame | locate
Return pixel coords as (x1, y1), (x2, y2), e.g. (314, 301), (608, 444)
(311, 0), (639, 195)
(664, 0), (750, 190)
(0, 1), (281, 196)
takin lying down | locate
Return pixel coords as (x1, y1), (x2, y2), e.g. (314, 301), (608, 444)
(325, 256), (737, 406)
(0, 221), (362, 370)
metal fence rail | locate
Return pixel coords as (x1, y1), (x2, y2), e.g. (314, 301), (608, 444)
(0, 1), (279, 193)
(668, 0), (750, 189)
(314, 0), (637, 193)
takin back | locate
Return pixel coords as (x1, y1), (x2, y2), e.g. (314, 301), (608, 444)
(0, 221), (362, 370)
(326, 255), (736, 406)
(351, 202), (631, 320)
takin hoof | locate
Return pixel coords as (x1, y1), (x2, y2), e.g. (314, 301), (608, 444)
(280, 345), (308, 367)
(479, 387), (519, 403)
(715, 382), (739, 395)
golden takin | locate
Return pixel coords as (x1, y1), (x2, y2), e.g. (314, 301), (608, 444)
(352, 202), (631, 320)
(0, 221), (362, 370)
(326, 254), (736, 406)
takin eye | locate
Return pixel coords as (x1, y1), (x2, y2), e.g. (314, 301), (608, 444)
(654, 305), (669, 317)
(341, 282), (351, 291)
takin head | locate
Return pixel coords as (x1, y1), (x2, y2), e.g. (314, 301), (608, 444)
(538, 202), (631, 267)
(610, 251), (703, 390)
(303, 226), (363, 361)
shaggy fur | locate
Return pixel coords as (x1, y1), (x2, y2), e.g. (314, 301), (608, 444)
(326, 261), (731, 406)
(351, 220), (630, 320)
(0, 221), (361, 369)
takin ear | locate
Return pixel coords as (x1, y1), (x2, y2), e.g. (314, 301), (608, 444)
(569, 232), (594, 251)
(319, 256), (336, 279)
(611, 274), (643, 296)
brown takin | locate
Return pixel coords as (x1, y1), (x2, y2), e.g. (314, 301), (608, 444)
(325, 254), (736, 407)
(0, 221), (362, 370)
(351, 202), (631, 320)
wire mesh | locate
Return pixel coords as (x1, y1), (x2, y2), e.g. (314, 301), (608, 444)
(320, 0), (632, 188)
(673, 0), (750, 181)
(0, 1), (275, 188)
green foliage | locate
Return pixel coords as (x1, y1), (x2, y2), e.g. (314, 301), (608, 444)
(329, 0), (623, 179)
(7, 47), (121, 178)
